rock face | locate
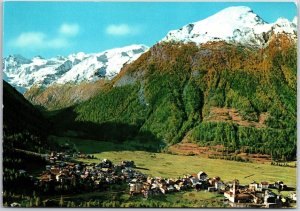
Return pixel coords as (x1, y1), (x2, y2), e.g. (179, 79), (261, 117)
(161, 6), (297, 47)
(3, 44), (149, 93)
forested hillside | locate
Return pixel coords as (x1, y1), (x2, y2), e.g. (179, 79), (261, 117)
(48, 33), (296, 161)
(3, 80), (54, 152)
(3, 81), (58, 200)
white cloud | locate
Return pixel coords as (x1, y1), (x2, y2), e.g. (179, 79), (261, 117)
(59, 23), (79, 36)
(12, 32), (45, 48)
(10, 23), (80, 50)
(106, 24), (140, 36)
(10, 32), (69, 49)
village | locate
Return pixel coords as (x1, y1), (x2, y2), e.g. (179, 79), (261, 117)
(12, 151), (297, 208)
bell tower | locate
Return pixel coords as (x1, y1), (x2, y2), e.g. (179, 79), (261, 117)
(232, 179), (239, 202)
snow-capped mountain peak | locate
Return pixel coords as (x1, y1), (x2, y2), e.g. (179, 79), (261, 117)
(67, 52), (87, 61)
(3, 44), (149, 93)
(162, 6), (297, 46)
(31, 56), (47, 66)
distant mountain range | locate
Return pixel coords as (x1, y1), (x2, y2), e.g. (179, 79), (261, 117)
(3, 44), (148, 93)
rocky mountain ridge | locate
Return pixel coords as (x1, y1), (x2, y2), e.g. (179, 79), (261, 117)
(3, 44), (149, 93)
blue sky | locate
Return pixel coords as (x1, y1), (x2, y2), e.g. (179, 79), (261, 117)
(3, 2), (297, 58)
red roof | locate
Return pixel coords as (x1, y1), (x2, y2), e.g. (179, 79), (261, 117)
(261, 181), (269, 185)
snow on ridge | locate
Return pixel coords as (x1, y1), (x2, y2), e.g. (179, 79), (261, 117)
(56, 44), (149, 84)
(162, 6), (297, 47)
(3, 44), (149, 93)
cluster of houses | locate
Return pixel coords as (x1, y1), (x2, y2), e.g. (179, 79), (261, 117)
(129, 171), (217, 198)
(33, 151), (296, 208)
(223, 180), (293, 208)
(128, 171), (295, 208)
(37, 157), (142, 193)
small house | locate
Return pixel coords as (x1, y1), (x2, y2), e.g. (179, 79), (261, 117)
(129, 179), (143, 195)
(215, 180), (225, 191)
(274, 181), (287, 191)
(249, 181), (259, 191)
(264, 190), (277, 204)
(160, 186), (167, 194)
(167, 185), (175, 192)
(209, 176), (221, 186)
(147, 177), (155, 184)
(289, 192), (297, 202)
(197, 171), (208, 181)
(260, 181), (269, 190)
(174, 184), (183, 191)
(195, 182), (207, 191)
(190, 177), (199, 187)
(101, 159), (113, 168)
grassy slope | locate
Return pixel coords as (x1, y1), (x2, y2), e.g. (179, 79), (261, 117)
(24, 80), (108, 111)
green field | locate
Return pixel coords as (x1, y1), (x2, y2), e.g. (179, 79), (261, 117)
(58, 137), (296, 187)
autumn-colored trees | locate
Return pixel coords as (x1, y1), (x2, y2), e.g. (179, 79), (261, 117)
(50, 38), (296, 160)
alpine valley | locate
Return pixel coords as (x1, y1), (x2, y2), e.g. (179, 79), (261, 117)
(3, 6), (297, 208)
